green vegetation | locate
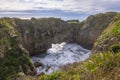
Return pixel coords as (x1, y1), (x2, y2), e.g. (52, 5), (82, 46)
(71, 12), (117, 49)
(13, 17), (71, 55)
(93, 14), (120, 53)
(37, 13), (120, 80)
(109, 44), (120, 53)
(38, 52), (120, 80)
(67, 20), (79, 23)
(112, 23), (120, 35)
(0, 19), (36, 80)
(38, 72), (61, 80)
(0, 13), (120, 80)
(0, 49), (23, 80)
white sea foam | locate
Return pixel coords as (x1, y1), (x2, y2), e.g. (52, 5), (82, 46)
(31, 42), (91, 74)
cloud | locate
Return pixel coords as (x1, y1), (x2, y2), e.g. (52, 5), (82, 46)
(0, 0), (120, 12)
(0, 0), (120, 20)
(0, 0), (120, 13)
(0, 0), (34, 11)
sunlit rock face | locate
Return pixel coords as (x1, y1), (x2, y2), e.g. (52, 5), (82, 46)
(31, 42), (90, 74)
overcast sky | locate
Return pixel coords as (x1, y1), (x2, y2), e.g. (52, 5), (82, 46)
(0, 0), (120, 21)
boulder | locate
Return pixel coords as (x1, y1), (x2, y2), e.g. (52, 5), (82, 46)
(34, 62), (43, 67)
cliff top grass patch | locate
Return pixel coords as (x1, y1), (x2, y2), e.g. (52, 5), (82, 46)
(37, 52), (120, 80)
(94, 14), (120, 47)
(112, 23), (120, 35)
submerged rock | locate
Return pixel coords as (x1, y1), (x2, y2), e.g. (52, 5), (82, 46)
(34, 62), (43, 67)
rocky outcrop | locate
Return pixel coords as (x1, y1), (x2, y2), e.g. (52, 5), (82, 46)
(0, 12), (117, 56)
(92, 14), (120, 53)
(71, 12), (117, 49)
(34, 62), (43, 67)
(0, 12), (119, 79)
(13, 18), (72, 55)
(0, 18), (36, 80)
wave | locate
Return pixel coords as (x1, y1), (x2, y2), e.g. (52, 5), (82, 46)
(31, 42), (91, 74)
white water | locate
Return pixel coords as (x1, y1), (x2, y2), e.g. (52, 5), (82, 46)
(31, 42), (91, 75)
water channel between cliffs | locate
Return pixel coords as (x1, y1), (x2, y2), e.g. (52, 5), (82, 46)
(31, 42), (91, 75)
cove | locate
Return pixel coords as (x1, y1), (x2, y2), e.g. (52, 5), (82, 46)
(31, 42), (91, 75)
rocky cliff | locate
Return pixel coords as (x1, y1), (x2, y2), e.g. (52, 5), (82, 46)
(0, 18), (36, 80)
(0, 12), (119, 79)
(92, 14), (120, 53)
(13, 18), (72, 55)
(71, 12), (117, 49)
(0, 12), (117, 56)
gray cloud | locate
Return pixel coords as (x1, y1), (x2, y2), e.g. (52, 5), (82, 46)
(0, 0), (120, 13)
(0, 0), (120, 20)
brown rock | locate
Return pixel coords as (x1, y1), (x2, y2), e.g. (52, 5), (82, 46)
(45, 66), (51, 72)
(38, 72), (45, 76)
(34, 62), (43, 67)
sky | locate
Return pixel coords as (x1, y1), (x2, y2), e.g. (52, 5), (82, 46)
(0, 0), (120, 21)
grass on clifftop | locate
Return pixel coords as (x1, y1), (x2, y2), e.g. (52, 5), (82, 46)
(36, 52), (120, 80)
(94, 22), (120, 47)
(91, 14), (120, 54)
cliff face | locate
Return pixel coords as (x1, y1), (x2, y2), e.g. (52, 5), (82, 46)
(92, 14), (120, 53)
(13, 18), (72, 55)
(0, 18), (36, 80)
(0, 12), (117, 56)
(13, 13), (120, 54)
(0, 12), (119, 79)
(12, 12), (117, 55)
(0, 18), (73, 79)
(72, 12), (117, 49)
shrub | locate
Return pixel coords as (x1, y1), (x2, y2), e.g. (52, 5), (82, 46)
(38, 71), (61, 80)
(38, 52), (120, 80)
(109, 44), (120, 53)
